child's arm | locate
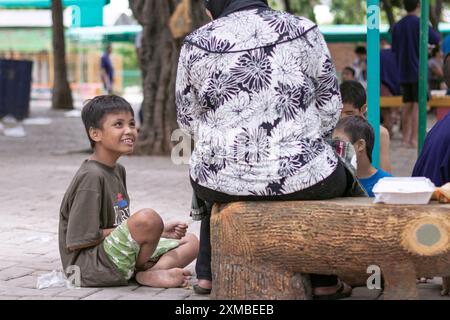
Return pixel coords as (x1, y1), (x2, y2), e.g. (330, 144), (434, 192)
(379, 126), (392, 173)
(68, 228), (115, 251)
(161, 221), (188, 240)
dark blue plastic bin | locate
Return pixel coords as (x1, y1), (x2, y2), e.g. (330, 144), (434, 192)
(0, 59), (33, 120)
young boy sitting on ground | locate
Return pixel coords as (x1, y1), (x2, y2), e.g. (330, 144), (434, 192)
(340, 80), (392, 173)
(58, 95), (198, 288)
(333, 116), (392, 197)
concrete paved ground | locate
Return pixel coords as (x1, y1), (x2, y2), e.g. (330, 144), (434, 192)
(0, 99), (448, 300)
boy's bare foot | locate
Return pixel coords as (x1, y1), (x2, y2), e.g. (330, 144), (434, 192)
(135, 268), (191, 288)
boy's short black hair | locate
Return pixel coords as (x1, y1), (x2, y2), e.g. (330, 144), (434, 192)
(343, 67), (356, 77)
(81, 95), (134, 148)
(355, 46), (367, 55)
(335, 116), (374, 163)
(444, 53), (450, 87)
(404, 0), (419, 12)
(340, 80), (367, 110)
(430, 44), (440, 58)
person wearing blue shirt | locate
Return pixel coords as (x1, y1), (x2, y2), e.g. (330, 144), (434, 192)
(380, 39), (401, 139)
(333, 116), (393, 197)
(442, 35), (450, 56)
(392, 0), (440, 148)
(412, 53), (450, 187)
(100, 44), (114, 94)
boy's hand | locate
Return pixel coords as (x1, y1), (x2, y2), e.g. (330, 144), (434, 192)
(162, 221), (188, 239)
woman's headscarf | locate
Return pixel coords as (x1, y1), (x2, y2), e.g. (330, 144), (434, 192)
(204, 0), (269, 19)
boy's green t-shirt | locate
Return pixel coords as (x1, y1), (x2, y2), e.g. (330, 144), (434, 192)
(58, 160), (131, 287)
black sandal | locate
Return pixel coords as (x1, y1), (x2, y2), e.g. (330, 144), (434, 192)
(313, 281), (352, 300)
(193, 284), (212, 295)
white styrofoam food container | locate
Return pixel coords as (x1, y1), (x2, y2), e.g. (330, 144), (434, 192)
(373, 177), (436, 205)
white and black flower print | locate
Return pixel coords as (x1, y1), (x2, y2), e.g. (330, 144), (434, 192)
(233, 127), (270, 163)
(227, 13), (278, 48)
(192, 155), (213, 184)
(268, 125), (303, 158)
(250, 89), (279, 125)
(222, 92), (256, 128)
(271, 45), (304, 87)
(205, 72), (239, 107)
(274, 82), (309, 121)
(262, 10), (306, 38)
(230, 49), (272, 91)
(205, 171), (229, 191)
(176, 8), (341, 196)
(278, 156), (304, 177)
(281, 152), (334, 194)
(176, 91), (197, 128)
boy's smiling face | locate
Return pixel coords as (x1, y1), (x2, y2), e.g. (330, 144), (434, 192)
(90, 111), (137, 156)
(341, 103), (366, 118)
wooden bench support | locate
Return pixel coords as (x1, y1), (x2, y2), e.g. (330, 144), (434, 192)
(210, 198), (450, 300)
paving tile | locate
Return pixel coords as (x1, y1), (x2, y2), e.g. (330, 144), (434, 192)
(81, 290), (123, 300)
(56, 288), (102, 299)
(0, 286), (67, 297)
(0, 267), (35, 281)
(18, 296), (77, 300)
(6, 275), (39, 289)
(0, 261), (18, 271)
(0, 296), (20, 300)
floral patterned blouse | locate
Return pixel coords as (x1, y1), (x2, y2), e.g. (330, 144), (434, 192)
(176, 8), (342, 196)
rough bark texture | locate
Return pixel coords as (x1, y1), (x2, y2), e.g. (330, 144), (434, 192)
(430, 0), (443, 32)
(51, 0), (73, 110)
(381, 0), (396, 33)
(129, 0), (208, 155)
(210, 198), (450, 300)
(282, 0), (291, 13)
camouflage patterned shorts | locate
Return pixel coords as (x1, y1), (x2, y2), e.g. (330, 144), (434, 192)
(103, 221), (180, 280)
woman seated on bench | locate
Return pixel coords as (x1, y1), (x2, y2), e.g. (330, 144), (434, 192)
(176, 0), (354, 299)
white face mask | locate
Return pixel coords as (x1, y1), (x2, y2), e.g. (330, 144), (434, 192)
(351, 155), (358, 171)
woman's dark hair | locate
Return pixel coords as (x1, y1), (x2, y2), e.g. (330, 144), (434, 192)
(444, 53), (450, 88)
(340, 80), (367, 110)
(430, 44), (441, 58)
(335, 116), (374, 163)
(81, 95), (134, 148)
(404, 0), (419, 13)
(355, 46), (367, 55)
(343, 67), (356, 77)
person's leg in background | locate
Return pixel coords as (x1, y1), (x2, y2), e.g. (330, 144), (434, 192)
(402, 102), (413, 146)
(194, 203), (213, 293)
(411, 102), (419, 148)
(380, 83), (394, 137)
(401, 83), (414, 147)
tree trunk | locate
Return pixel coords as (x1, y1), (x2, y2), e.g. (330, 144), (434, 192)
(381, 0), (396, 33)
(51, 0), (73, 110)
(430, 0), (443, 32)
(129, 0), (208, 155)
(283, 0), (291, 13)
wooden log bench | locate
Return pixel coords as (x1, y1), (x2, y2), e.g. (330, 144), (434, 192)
(380, 96), (450, 108)
(210, 198), (450, 300)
